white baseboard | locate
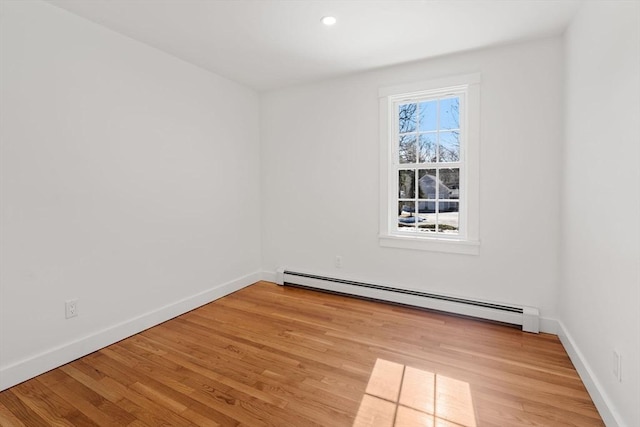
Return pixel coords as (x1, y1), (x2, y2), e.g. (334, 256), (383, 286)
(539, 317), (558, 335)
(261, 270), (277, 283)
(0, 271), (261, 391)
(557, 321), (621, 427)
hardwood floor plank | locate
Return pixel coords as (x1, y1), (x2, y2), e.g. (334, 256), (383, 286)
(108, 338), (324, 427)
(0, 281), (604, 426)
(10, 380), (96, 427)
(37, 369), (137, 426)
(0, 390), (50, 427)
(0, 401), (28, 427)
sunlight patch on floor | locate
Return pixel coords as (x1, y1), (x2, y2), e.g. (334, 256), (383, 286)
(353, 359), (477, 427)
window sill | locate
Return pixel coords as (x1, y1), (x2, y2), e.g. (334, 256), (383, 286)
(379, 234), (480, 255)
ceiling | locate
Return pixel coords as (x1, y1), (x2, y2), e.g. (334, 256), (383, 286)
(47, 0), (583, 92)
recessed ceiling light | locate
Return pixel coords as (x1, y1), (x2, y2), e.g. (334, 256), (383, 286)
(321, 16), (337, 26)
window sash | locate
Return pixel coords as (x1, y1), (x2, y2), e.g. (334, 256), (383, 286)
(391, 91), (466, 238)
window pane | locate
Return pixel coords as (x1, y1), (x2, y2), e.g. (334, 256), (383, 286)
(418, 169), (438, 199)
(418, 100), (437, 132)
(438, 202), (459, 234)
(418, 133), (436, 163)
(398, 201), (418, 228)
(398, 170), (415, 199)
(399, 135), (417, 164)
(439, 131), (460, 162)
(398, 201), (415, 215)
(399, 103), (417, 133)
(439, 97), (459, 130)
(439, 168), (459, 199)
(417, 200), (436, 213)
(416, 212), (437, 233)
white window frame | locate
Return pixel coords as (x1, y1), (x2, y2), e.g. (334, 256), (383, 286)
(379, 74), (480, 255)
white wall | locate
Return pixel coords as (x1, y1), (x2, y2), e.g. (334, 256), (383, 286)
(261, 38), (564, 321)
(561, 2), (640, 426)
(0, 1), (261, 388)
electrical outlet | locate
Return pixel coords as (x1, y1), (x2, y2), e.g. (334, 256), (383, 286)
(613, 350), (622, 382)
(335, 255), (343, 268)
(65, 299), (78, 319)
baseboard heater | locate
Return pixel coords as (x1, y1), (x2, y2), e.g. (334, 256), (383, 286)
(276, 268), (539, 333)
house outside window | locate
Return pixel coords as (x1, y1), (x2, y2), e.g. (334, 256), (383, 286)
(379, 74), (480, 254)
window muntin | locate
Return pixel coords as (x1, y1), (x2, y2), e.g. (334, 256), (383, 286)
(393, 92), (465, 236)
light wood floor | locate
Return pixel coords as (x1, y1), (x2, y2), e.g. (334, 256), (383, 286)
(0, 281), (603, 426)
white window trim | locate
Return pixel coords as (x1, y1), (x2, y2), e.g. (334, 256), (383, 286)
(379, 73), (481, 255)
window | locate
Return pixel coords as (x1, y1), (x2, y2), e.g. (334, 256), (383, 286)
(379, 74), (480, 254)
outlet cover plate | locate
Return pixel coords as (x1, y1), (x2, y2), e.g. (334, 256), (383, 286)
(65, 299), (78, 319)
